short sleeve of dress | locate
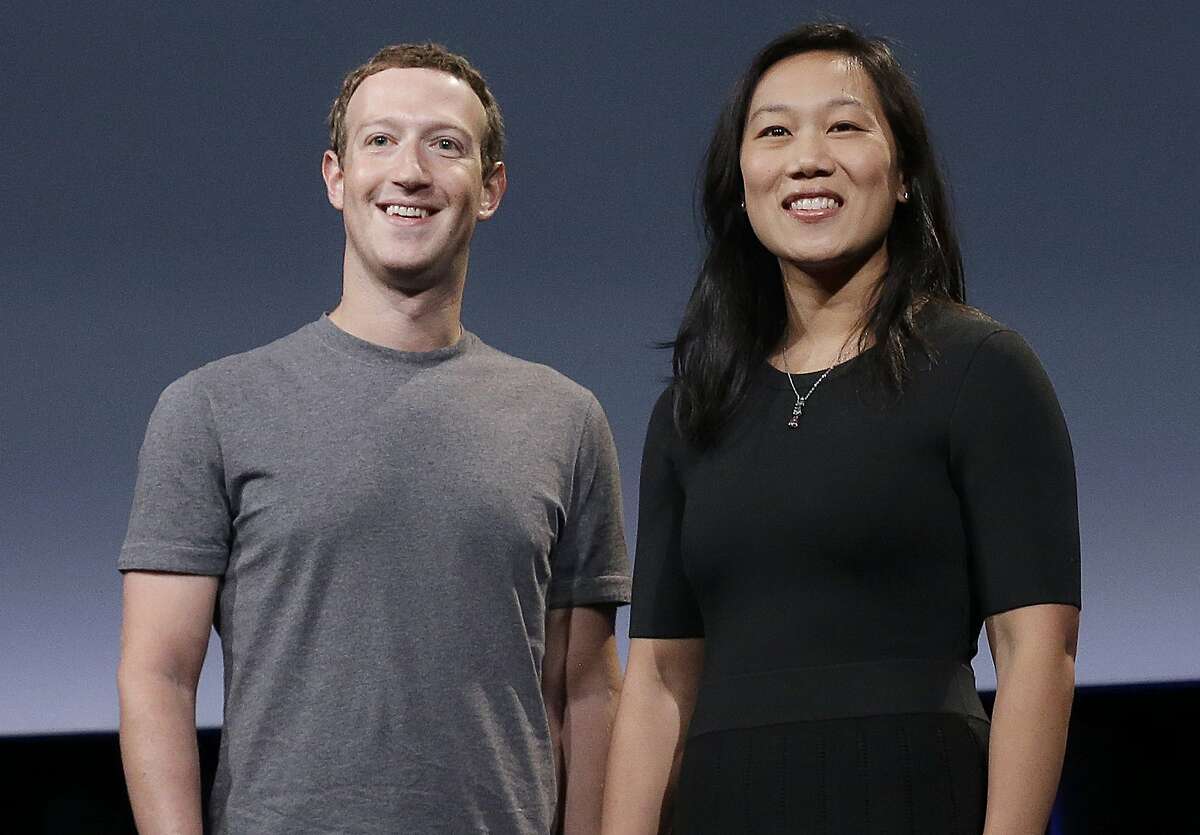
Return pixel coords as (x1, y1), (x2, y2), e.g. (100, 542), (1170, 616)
(629, 388), (704, 638)
(949, 330), (1081, 618)
(547, 395), (632, 609)
(118, 373), (232, 575)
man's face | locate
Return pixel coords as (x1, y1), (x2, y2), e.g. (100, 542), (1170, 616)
(322, 67), (505, 287)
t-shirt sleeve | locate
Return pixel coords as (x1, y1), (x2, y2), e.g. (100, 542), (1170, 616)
(118, 373), (232, 575)
(547, 395), (632, 608)
(628, 388), (704, 638)
(949, 330), (1081, 618)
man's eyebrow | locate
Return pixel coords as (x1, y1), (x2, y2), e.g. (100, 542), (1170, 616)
(746, 95), (870, 122)
(355, 117), (474, 138)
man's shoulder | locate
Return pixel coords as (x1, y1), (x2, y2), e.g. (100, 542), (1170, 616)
(172, 321), (318, 393)
(469, 338), (599, 414)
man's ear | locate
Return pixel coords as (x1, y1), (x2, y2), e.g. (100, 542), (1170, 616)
(477, 161), (507, 221)
(322, 150), (345, 211)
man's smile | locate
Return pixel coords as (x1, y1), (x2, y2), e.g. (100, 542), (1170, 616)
(378, 201), (439, 223)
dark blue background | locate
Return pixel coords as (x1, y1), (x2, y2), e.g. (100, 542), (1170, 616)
(4, 1), (1198, 733)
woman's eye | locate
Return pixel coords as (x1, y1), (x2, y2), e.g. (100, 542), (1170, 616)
(830, 122), (862, 133)
(757, 125), (790, 138)
(368, 135), (390, 147)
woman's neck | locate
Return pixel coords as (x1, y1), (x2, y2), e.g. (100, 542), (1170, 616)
(771, 249), (886, 373)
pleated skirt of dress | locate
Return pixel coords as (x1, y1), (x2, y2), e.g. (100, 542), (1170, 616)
(673, 713), (990, 835)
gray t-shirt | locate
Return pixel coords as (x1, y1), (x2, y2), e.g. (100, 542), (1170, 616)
(120, 316), (631, 834)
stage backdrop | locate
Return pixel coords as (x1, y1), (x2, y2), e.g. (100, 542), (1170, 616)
(4, 1), (1197, 733)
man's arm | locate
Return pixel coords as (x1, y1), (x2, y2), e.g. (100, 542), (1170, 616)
(118, 570), (219, 835)
(543, 604), (623, 835)
(982, 602), (1079, 835)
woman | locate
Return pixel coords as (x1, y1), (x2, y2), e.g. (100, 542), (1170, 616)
(602, 23), (1080, 835)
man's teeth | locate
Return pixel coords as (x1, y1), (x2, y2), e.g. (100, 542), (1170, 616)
(384, 205), (430, 218)
(789, 197), (839, 211)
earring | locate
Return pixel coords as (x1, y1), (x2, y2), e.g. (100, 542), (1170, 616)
(739, 199), (746, 210)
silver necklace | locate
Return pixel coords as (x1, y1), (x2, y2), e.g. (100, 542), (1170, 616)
(781, 352), (839, 428)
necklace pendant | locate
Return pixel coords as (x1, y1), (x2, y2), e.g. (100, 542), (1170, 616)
(787, 400), (803, 428)
(782, 353), (836, 431)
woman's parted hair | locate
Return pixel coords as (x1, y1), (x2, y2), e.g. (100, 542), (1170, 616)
(328, 43), (505, 174)
(672, 22), (964, 447)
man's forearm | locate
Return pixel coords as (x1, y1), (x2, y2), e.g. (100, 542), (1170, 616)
(562, 685), (620, 835)
(119, 673), (205, 835)
(983, 651), (1075, 835)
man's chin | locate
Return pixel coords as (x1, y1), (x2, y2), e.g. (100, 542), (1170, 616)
(375, 262), (455, 294)
(346, 240), (465, 294)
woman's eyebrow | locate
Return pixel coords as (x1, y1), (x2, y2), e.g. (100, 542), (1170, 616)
(746, 103), (793, 122)
(827, 94), (869, 111)
(747, 95), (870, 123)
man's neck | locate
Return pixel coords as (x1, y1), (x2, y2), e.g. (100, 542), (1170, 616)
(330, 264), (466, 353)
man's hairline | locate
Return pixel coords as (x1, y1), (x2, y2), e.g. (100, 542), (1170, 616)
(338, 65), (495, 165)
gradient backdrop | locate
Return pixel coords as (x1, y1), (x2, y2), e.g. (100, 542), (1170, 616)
(4, 1), (1198, 734)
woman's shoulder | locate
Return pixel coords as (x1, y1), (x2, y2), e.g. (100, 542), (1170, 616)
(918, 300), (1012, 356)
(910, 301), (1058, 402)
(646, 383), (681, 441)
(916, 302), (1058, 407)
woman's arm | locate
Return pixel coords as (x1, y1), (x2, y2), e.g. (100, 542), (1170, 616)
(982, 602), (1079, 835)
(601, 637), (704, 835)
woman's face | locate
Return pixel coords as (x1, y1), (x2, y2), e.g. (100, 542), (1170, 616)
(740, 51), (906, 277)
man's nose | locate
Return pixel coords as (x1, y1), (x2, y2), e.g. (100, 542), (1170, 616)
(390, 142), (433, 189)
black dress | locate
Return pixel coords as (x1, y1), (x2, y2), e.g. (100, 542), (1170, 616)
(628, 305), (1081, 834)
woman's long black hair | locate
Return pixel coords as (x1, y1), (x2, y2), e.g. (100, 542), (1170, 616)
(672, 22), (965, 447)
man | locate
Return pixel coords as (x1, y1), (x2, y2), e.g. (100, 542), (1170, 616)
(117, 44), (630, 834)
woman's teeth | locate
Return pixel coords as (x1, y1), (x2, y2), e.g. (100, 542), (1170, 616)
(789, 197), (839, 211)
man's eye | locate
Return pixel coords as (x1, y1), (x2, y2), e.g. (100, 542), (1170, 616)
(368, 135), (390, 147)
(435, 137), (462, 152)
